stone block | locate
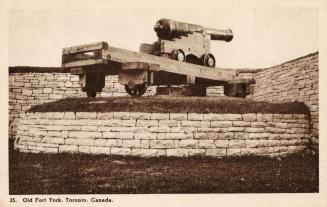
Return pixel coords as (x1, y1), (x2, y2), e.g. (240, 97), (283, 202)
(157, 149), (167, 156)
(262, 114), (273, 122)
(211, 121), (232, 128)
(45, 125), (65, 131)
(49, 94), (63, 99)
(97, 112), (114, 120)
(227, 148), (242, 156)
(170, 127), (196, 133)
(101, 120), (122, 127)
(69, 131), (101, 139)
(179, 140), (198, 148)
(283, 114), (293, 119)
(242, 113), (257, 121)
(116, 132), (134, 139)
(150, 140), (175, 149)
(248, 133), (270, 139)
(81, 126), (98, 132)
(165, 133), (186, 140)
(194, 133), (208, 139)
(65, 138), (94, 146)
(229, 140), (245, 148)
(47, 137), (65, 144)
(111, 147), (131, 156)
(151, 113), (169, 120)
(234, 133), (249, 139)
(188, 149), (206, 156)
(121, 120), (136, 127)
(59, 145), (78, 153)
(166, 149), (188, 157)
(136, 120), (159, 127)
(134, 132), (157, 139)
(223, 114), (242, 121)
(132, 149), (158, 157)
(203, 114), (224, 121)
(157, 133), (166, 139)
(266, 140), (281, 147)
(149, 126), (170, 133)
(43, 88), (53, 94)
(170, 113), (187, 121)
(94, 139), (107, 147)
(215, 140), (229, 148)
(159, 120), (178, 127)
(218, 132), (234, 139)
(64, 112), (75, 119)
(129, 112), (151, 120)
(90, 146), (110, 155)
(276, 122), (288, 128)
(188, 113), (203, 121)
(181, 121), (210, 128)
(206, 149), (226, 157)
(123, 140), (141, 148)
(105, 139), (123, 147)
(76, 112), (97, 119)
(198, 140), (216, 148)
(250, 122), (266, 128)
(232, 121), (251, 127)
(140, 140), (150, 148)
(43, 147), (59, 153)
(226, 127), (245, 132)
(244, 127), (268, 133)
(248, 140), (275, 148)
(113, 112), (130, 120)
(47, 131), (62, 137)
(22, 89), (33, 96)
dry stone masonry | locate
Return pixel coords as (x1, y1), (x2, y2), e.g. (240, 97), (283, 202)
(15, 112), (309, 157)
(247, 52), (318, 138)
(9, 73), (156, 137)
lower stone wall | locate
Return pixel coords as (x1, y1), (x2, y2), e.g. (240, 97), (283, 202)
(15, 112), (309, 157)
(9, 73), (156, 137)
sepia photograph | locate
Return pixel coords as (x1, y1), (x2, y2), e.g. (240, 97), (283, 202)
(3, 0), (326, 206)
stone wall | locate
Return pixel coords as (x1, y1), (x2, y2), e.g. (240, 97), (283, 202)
(9, 52), (318, 139)
(247, 52), (318, 137)
(15, 112), (309, 157)
(9, 72), (156, 137)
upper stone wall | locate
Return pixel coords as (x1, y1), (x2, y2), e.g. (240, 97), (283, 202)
(247, 52), (318, 137)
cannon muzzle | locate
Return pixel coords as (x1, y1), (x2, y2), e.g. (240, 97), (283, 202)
(154, 18), (233, 42)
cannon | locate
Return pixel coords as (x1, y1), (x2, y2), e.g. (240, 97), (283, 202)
(61, 19), (253, 99)
(140, 18), (233, 68)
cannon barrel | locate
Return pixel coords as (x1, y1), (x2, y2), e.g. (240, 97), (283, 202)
(154, 18), (233, 42)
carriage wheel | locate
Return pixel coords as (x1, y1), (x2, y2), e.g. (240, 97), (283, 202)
(125, 84), (147, 97)
(172, 49), (185, 62)
(202, 53), (216, 68)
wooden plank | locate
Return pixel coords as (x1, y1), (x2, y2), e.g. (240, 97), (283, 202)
(62, 42), (107, 55)
(103, 45), (237, 82)
(227, 77), (255, 84)
(62, 59), (107, 68)
(62, 42), (254, 84)
(121, 62), (160, 71)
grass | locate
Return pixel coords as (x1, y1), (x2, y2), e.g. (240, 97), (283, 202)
(28, 96), (309, 114)
(9, 149), (318, 194)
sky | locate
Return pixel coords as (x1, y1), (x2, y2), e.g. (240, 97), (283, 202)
(9, 5), (318, 68)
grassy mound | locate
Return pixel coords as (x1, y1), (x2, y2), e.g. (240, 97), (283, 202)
(28, 96), (309, 114)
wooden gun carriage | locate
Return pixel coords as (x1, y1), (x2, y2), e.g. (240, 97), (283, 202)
(61, 18), (254, 97)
